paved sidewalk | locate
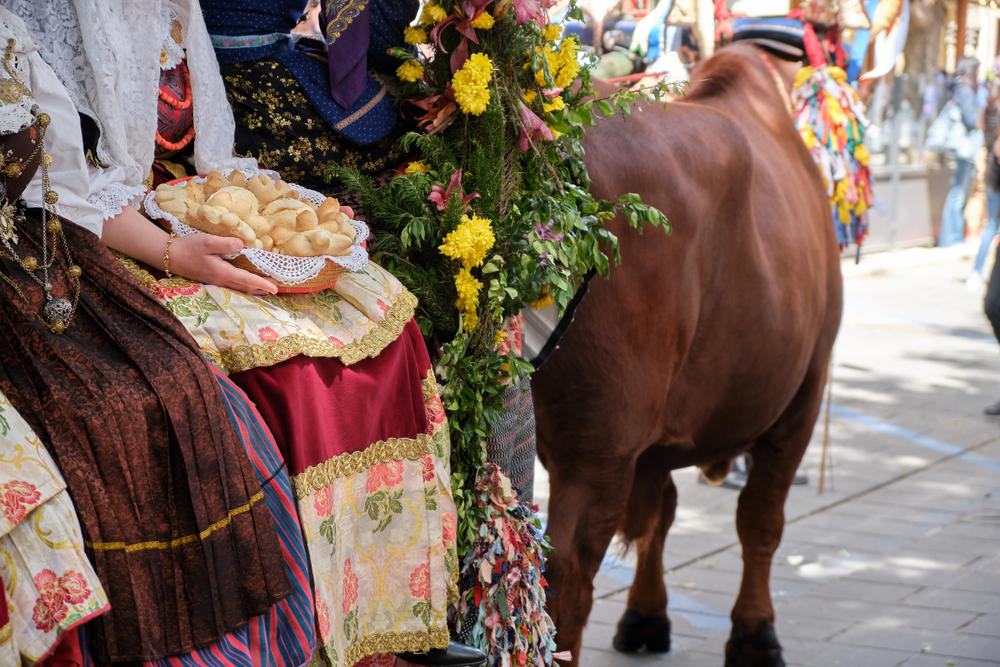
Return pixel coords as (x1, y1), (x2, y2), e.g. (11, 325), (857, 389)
(536, 242), (1000, 666)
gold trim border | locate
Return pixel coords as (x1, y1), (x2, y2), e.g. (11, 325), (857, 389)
(291, 430), (444, 499)
(85, 491), (264, 553)
(116, 254), (417, 373)
(311, 625), (450, 667)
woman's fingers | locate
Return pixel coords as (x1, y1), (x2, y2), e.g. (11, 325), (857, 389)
(341, 206), (354, 218)
(216, 263), (280, 295)
(199, 233), (245, 255)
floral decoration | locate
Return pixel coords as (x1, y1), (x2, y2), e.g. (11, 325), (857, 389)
(336, 0), (668, 565)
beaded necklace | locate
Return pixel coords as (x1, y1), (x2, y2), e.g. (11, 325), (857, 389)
(0, 38), (81, 335)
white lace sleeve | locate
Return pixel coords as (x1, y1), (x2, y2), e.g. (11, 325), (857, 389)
(173, 0), (257, 174)
(0, 10), (105, 236)
(87, 168), (148, 221)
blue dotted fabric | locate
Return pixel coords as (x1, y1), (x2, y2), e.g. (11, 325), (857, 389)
(201, 0), (417, 144)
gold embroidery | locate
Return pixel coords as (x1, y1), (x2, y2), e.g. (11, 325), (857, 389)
(85, 491), (264, 552)
(292, 430), (445, 499)
(0, 618), (10, 645)
(116, 254), (418, 373)
(215, 290), (415, 372)
(308, 625), (451, 667)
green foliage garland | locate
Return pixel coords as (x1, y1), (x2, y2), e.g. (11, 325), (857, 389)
(334, 0), (668, 555)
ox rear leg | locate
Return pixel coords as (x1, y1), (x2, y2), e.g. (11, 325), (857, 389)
(614, 452), (677, 654)
(544, 457), (634, 667)
(726, 369), (827, 667)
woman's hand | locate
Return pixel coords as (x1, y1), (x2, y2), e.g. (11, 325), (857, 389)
(168, 233), (278, 295)
(101, 205), (277, 295)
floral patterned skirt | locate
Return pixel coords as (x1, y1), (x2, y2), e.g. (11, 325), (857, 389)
(122, 259), (460, 667)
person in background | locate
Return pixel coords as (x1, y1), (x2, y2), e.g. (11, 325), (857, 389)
(969, 78), (1000, 289)
(938, 57), (982, 248)
(982, 241), (1000, 415)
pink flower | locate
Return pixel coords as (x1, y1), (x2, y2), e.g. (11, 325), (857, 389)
(258, 326), (280, 343)
(31, 569), (91, 633)
(517, 104), (554, 151)
(512, 0), (556, 25)
(420, 454), (436, 482)
(426, 394), (447, 426)
(313, 487), (333, 517)
(316, 596), (331, 640)
(151, 283), (201, 300)
(365, 461), (404, 493)
(409, 562), (431, 599)
(428, 169), (479, 212)
(442, 512), (457, 543)
(0, 480), (41, 525)
(58, 571), (91, 605)
(342, 559), (359, 614)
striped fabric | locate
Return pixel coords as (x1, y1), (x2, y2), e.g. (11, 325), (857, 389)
(56, 367), (316, 667)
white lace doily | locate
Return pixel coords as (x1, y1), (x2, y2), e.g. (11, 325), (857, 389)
(143, 169), (370, 285)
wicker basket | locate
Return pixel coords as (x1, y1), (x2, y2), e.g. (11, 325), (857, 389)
(146, 170), (369, 294)
(229, 254), (346, 293)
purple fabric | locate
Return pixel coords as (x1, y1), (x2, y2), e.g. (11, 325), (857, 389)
(322, 1), (370, 109)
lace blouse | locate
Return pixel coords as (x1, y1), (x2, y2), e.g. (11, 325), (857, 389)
(2, 0), (255, 223)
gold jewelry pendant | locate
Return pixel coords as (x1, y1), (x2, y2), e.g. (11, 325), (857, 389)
(0, 199), (18, 244)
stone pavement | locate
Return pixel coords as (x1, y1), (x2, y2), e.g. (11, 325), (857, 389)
(534, 242), (1000, 667)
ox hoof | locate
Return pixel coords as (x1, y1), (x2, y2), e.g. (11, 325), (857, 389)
(612, 608), (671, 653)
(725, 622), (785, 667)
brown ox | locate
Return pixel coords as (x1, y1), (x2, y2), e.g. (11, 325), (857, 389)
(532, 43), (843, 666)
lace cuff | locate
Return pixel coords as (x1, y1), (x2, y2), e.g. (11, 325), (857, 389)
(89, 181), (148, 221)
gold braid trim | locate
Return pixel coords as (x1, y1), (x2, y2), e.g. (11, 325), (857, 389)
(0, 619), (11, 646)
(292, 430), (446, 499)
(85, 491), (264, 552)
(115, 254), (418, 373)
(310, 625), (451, 667)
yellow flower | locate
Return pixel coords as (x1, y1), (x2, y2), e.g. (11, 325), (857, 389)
(532, 286), (554, 309)
(554, 39), (580, 88)
(547, 124), (562, 140)
(534, 38), (580, 88)
(543, 24), (561, 42)
(522, 90), (537, 104)
(396, 59), (424, 83)
(793, 67), (814, 90)
(421, 3), (447, 24)
(495, 330), (508, 347)
(404, 26), (428, 45)
(454, 267), (482, 312)
(439, 214), (496, 268)
(853, 143), (870, 166)
(452, 53), (493, 115)
(800, 127), (817, 150)
(542, 95), (565, 112)
(404, 160), (431, 174)
(470, 11), (494, 29)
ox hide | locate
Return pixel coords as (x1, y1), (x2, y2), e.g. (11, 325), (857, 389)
(531, 43), (843, 667)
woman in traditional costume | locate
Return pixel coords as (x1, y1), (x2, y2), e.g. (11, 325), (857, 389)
(0, 8), (315, 664)
(201, 0), (416, 197)
(2, 2), (476, 665)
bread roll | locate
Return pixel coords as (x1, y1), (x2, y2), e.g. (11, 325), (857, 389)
(263, 197), (318, 232)
(202, 171), (229, 195)
(208, 186), (259, 219)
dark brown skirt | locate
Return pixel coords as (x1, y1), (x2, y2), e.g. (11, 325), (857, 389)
(0, 214), (290, 661)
